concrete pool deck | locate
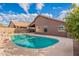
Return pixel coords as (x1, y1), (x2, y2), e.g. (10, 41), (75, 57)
(0, 33), (73, 56)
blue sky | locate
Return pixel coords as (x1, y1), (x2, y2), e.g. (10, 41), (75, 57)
(0, 3), (72, 25)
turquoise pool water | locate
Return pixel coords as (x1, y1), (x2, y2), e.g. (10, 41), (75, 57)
(11, 34), (59, 49)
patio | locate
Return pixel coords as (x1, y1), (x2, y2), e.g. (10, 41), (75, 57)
(0, 33), (73, 56)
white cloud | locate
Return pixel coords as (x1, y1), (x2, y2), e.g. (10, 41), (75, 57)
(8, 10), (16, 14)
(41, 13), (53, 18)
(16, 13), (38, 22)
(18, 3), (45, 14)
(36, 3), (44, 10)
(19, 3), (45, 14)
(56, 10), (70, 21)
(18, 3), (31, 14)
(0, 11), (54, 26)
(0, 12), (38, 25)
(0, 16), (3, 21)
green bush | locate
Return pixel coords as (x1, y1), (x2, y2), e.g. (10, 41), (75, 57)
(65, 7), (79, 41)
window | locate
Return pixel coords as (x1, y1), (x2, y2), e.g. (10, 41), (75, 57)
(58, 24), (65, 32)
(44, 28), (48, 32)
(44, 26), (48, 32)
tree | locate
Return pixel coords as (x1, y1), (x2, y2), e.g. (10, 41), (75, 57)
(65, 4), (79, 41)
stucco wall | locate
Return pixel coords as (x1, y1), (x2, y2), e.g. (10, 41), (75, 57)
(14, 28), (29, 33)
(35, 17), (67, 37)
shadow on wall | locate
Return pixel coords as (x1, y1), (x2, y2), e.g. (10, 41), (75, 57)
(14, 28), (29, 33)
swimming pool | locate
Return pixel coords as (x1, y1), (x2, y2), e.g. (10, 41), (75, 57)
(11, 34), (59, 49)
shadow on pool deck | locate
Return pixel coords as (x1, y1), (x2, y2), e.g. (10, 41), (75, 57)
(73, 40), (79, 56)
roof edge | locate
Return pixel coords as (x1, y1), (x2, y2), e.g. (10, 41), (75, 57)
(28, 15), (65, 26)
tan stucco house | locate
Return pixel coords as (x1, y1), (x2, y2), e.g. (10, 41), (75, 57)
(8, 20), (30, 28)
(8, 20), (30, 33)
(28, 15), (67, 37)
(8, 15), (67, 37)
